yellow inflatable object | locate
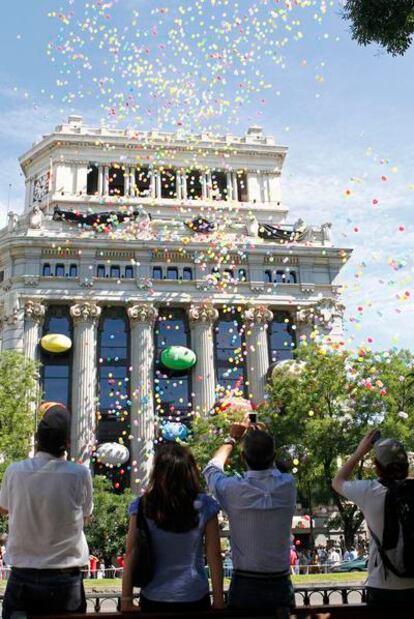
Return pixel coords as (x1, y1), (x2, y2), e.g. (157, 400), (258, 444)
(40, 333), (72, 354)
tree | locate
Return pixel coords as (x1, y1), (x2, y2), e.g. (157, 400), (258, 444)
(263, 344), (414, 547)
(343, 0), (414, 56)
(85, 476), (134, 563)
(0, 351), (40, 481)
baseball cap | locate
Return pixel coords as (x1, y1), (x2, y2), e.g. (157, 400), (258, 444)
(37, 404), (71, 453)
(374, 438), (408, 468)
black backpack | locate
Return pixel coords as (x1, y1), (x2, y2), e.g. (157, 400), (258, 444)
(369, 479), (414, 578)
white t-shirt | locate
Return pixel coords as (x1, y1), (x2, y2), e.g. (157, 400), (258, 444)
(341, 479), (414, 590)
(0, 452), (93, 568)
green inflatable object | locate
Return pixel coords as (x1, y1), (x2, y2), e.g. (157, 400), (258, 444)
(161, 346), (197, 371)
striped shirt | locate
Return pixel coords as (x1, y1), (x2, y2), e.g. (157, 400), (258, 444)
(203, 459), (296, 573)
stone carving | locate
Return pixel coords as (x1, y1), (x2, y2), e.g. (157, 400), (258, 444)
(7, 212), (19, 233)
(244, 305), (273, 325)
(24, 301), (46, 324)
(5, 307), (20, 326)
(128, 304), (158, 324)
(293, 218), (314, 242)
(70, 302), (101, 324)
(321, 222), (333, 245)
(23, 276), (40, 287)
(188, 303), (219, 324)
(29, 205), (43, 229)
(296, 299), (344, 329)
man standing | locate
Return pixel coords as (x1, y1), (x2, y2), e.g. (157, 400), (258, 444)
(0, 405), (93, 618)
(203, 421), (296, 618)
(333, 430), (414, 608)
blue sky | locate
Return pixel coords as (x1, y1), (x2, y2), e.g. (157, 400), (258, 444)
(0, 0), (413, 351)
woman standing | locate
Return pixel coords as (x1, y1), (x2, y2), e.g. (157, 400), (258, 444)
(121, 443), (224, 612)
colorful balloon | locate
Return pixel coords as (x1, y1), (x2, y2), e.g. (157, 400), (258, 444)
(96, 442), (129, 466)
(40, 334), (72, 354)
(161, 422), (189, 441)
(160, 346), (196, 371)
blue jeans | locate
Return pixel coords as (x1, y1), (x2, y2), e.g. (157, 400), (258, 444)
(228, 572), (294, 617)
(2, 568), (86, 619)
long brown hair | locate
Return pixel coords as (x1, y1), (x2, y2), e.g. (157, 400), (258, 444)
(143, 442), (202, 533)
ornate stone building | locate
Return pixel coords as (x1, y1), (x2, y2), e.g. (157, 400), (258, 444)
(0, 115), (350, 492)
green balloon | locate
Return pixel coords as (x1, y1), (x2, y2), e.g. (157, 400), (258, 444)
(160, 346), (197, 370)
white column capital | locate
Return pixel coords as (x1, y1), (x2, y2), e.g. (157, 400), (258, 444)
(128, 304), (158, 325)
(244, 305), (273, 326)
(188, 303), (219, 325)
(24, 300), (46, 324)
(70, 302), (101, 325)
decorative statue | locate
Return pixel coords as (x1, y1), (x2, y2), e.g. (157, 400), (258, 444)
(321, 222), (333, 245)
(29, 205), (43, 229)
(7, 211), (19, 232)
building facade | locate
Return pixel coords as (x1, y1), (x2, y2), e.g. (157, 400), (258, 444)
(0, 115), (351, 492)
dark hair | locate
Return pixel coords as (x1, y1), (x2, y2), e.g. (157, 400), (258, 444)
(375, 459), (409, 481)
(143, 443), (202, 533)
(36, 428), (67, 458)
(243, 430), (275, 471)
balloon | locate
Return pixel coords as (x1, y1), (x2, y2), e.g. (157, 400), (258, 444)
(41, 333), (72, 354)
(161, 422), (189, 441)
(96, 442), (129, 466)
(267, 359), (306, 382)
(216, 396), (253, 416)
(39, 401), (67, 415)
(160, 346), (197, 371)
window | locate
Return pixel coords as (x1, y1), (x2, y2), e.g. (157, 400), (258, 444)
(152, 267), (163, 280)
(97, 308), (130, 489)
(268, 312), (296, 364)
(42, 263), (51, 277)
(55, 264), (65, 277)
(214, 310), (247, 397)
(124, 266), (134, 279)
(110, 265), (121, 279)
(134, 167), (151, 197)
(154, 309), (192, 419)
(264, 270), (272, 283)
(186, 170), (202, 199)
(0, 270), (4, 283)
(97, 264), (106, 278)
(108, 166), (125, 196)
(275, 270), (296, 284)
(183, 267), (193, 281)
(69, 264), (78, 277)
(41, 306), (72, 408)
(87, 164), (98, 195)
(238, 269), (247, 282)
(161, 168), (177, 199)
(166, 267), (178, 280)
(211, 170), (228, 201)
(236, 171), (248, 202)
(223, 269), (234, 279)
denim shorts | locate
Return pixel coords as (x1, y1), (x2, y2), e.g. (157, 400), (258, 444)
(2, 568), (86, 619)
(228, 571), (295, 612)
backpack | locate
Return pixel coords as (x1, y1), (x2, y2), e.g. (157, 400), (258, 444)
(369, 479), (414, 578)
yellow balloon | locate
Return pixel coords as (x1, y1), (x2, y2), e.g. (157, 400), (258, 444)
(40, 334), (72, 354)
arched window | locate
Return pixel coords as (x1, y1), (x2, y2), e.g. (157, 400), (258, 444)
(97, 265), (106, 278)
(186, 170), (202, 199)
(154, 309), (192, 420)
(110, 265), (121, 279)
(41, 306), (72, 407)
(214, 309), (247, 398)
(268, 311), (296, 364)
(161, 169), (177, 199)
(69, 264), (78, 277)
(183, 267), (193, 281)
(211, 170), (228, 200)
(236, 171), (248, 202)
(238, 269), (247, 282)
(87, 164), (98, 195)
(55, 264), (65, 277)
(42, 263), (51, 277)
(264, 270), (272, 283)
(152, 267), (163, 280)
(134, 167), (151, 197)
(124, 266), (134, 279)
(96, 308), (130, 489)
(108, 166), (125, 196)
(166, 267), (178, 280)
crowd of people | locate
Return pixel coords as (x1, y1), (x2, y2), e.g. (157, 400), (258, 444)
(0, 403), (413, 618)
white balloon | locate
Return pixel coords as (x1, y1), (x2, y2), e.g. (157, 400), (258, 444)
(276, 359), (306, 376)
(96, 442), (129, 466)
(398, 411), (409, 420)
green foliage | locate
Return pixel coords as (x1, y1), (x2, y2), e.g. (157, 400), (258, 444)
(343, 0), (414, 56)
(262, 344), (414, 546)
(0, 351), (40, 481)
(85, 476), (134, 560)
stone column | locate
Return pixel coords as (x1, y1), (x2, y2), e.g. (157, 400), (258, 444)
(150, 168), (156, 199)
(98, 166), (104, 195)
(156, 170), (162, 198)
(24, 301), (46, 361)
(2, 306), (25, 352)
(232, 172), (238, 202)
(124, 166), (130, 197)
(103, 166), (109, 195)
(128, 304), (158, 494)
(129, 167), (136, 196)
(244, 306), (273, 406)
(206, 171), (212, 199)
(181, 172), (187, 200)
(295, 307), (314, 343)
(201, 173), (207, 200)
(188, 303), (219, 416)
(226, 171), (233, 200)
(70, 302), (101, 464)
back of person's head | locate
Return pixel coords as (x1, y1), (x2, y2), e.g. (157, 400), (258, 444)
(242, 429), (275, 471)
(374, 438), (409, 481)
(36, 404), (71, 457)
(144, 442), (201, 533)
